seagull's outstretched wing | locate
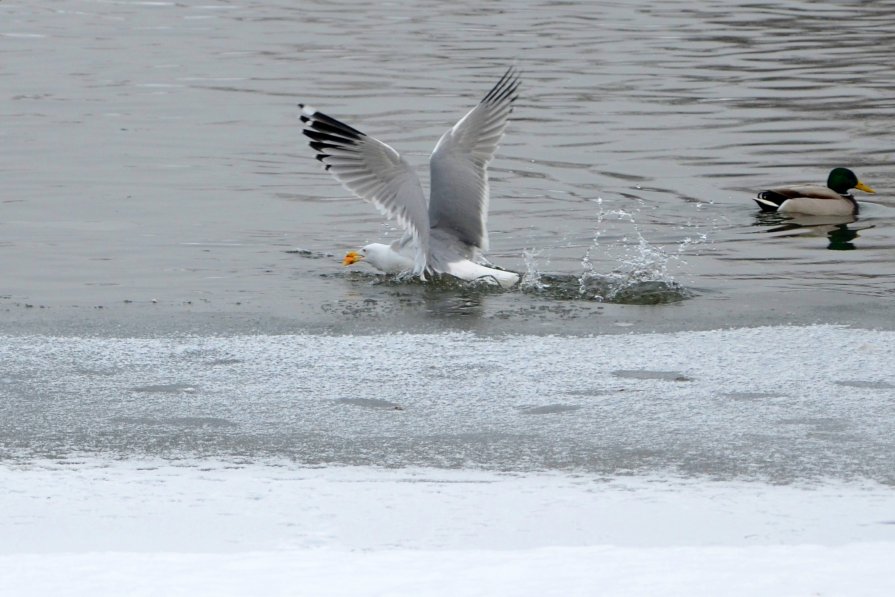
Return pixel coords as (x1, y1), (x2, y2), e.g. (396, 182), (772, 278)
(300, 105), (430, 274)
(428, 67), (520, 253)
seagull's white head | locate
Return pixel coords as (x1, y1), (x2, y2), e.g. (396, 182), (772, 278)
(342, 243), (409, 273)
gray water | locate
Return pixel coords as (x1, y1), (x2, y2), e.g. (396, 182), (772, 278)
(3, 0), (895, 334)
(2, 0), (895, 478)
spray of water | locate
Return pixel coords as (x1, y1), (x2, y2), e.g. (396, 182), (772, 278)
(583, 200), (687, 301)
(520, 248), (546, 291)
(522, 199), (697, 304)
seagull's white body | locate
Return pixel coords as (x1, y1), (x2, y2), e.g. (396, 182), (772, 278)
(356, 242), (519, 287)
(360, 243), (415, 274)
(300, 68), (521, 288)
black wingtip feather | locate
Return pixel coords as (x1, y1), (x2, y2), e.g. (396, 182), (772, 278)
(492, 80), (520, 105)
(316, 120), (354, 137)
(303, 129), (354, 145)
(482, 67), (520, 104)
(309, 140), (341, 153)
(484, 68), (513, 100)
(306, 111), (366, 138)
(299, 107), (368, 171)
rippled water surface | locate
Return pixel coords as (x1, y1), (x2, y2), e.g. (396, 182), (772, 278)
(3, 0), (895, 333)
(3, 1), (895, 482)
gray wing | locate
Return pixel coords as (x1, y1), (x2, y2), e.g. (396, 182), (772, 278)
(428, 67), (520, 253)
(300, 105), (430, 274)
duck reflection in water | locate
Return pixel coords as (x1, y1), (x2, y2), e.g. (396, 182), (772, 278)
(754, 212), (874, 251)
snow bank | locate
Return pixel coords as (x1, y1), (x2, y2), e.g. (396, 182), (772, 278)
(1, 462), (894, 596)
(4, 544), (893, 597)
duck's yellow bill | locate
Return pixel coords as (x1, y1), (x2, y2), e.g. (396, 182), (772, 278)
(855, 181), (876, 194)
(342, 251), (362, 266)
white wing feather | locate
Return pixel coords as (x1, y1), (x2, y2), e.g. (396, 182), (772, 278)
(300, 106), (430, 274)
(428, 67), (520, 252)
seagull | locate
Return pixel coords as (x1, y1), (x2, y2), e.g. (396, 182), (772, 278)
(299, 67), (521, 288)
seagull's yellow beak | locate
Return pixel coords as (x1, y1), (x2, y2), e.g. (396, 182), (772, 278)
(855, 181), (876, 194)
(342, 251), (363, 266)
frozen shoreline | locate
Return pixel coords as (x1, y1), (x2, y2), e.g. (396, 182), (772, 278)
(2, 461), (894, 596)
(5, 461), (895, 553)
(3, 325), (895, 481)
(4, 326), (894, 594)
(4, 544), (893, 597)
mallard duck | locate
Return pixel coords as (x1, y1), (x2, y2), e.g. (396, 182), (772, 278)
(754, 168), (875, 216)
(299, 67), (521, 288)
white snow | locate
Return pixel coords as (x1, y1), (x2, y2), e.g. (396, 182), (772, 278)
(4, 544), (894, 597)
(1, 461), (894, 596)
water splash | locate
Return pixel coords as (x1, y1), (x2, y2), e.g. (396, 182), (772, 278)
(574, 203), (693, 304)
(520, 248), (545, 291)
(578, 197), (606, 293)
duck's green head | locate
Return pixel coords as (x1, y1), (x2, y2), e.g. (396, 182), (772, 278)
(828, 168), (875, 194)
